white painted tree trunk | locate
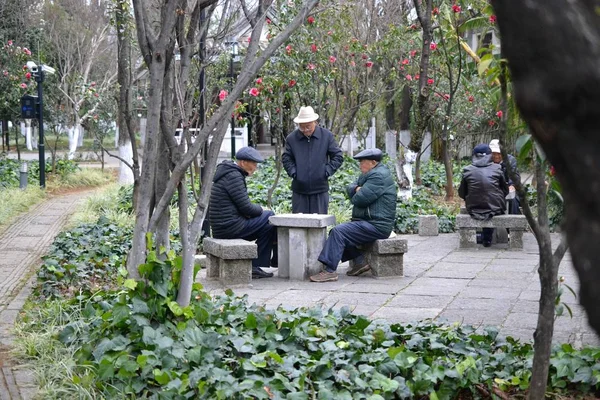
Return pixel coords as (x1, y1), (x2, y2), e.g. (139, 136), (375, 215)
(22, 121), (33, 150)
(67, 126), (80, 159)
(118, 143), (135, 184)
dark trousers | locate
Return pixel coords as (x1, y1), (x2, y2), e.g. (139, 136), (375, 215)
(240, 210), (278, 269)
(482, 228), (494, 244)
(318, 221), (388, 272)
(507, 197), (520, 215)
(292, 191), (329, 214)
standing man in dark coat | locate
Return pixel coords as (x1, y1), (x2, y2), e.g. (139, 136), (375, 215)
(489, 139), (521, 214)
(282, 106), (344, 214)
(310, 149), (397, 282)
(209, 147), (275, 279)
(459, 144), (509, 247)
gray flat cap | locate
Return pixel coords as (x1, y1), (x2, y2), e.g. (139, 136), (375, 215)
(235, 146), (264, 163)
(353, 148), (382, 161)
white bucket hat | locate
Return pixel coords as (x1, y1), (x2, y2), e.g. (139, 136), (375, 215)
(489, 139), (501, 153)
(293, 106), (319, 123)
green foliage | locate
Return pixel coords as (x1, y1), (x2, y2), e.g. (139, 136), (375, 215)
(0, 186), (46, 228)
(36, 216), (133, 299)
(396, 187), (457, 234)
(17, 262), (600, 398)
(0, 156), (81, 189)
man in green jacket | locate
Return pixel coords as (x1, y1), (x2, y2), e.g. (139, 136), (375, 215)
(310, 148), (397, 282)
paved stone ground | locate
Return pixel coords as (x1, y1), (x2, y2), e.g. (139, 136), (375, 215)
(0, 190), (95, 400)
(199, 233), (600, 349)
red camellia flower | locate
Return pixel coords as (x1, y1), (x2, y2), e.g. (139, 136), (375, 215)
(410, 24), (418, 30)
(25, 72), (31, 79)
(285, 45), (292, 55)
(361, 54), (368, 60)
(23, 48), (32, 56)
(401, 59), (409, 65)
(23, 64), (28, 70)
(452, 4), (461, 13)
(427, 78), (434, 85)
(256, 77), (262, 84)
(7, 40), (12, 46)
(496, 110), (503, 118)
(94, 93), (99, 97)
(327, 30), (332, 35)
(410, 50), (417, 57)
(415, 74), (420, 79)
(3, 70), (8, 76)
(288, 79), (296, 87)
(488, 120), (495, 126)
(489, 15), (497, 23)
(432, 7), (439, 15)
(549, 166), (556, 176)
(218, 89), (228, 102)
(249, 87), (259, 97)
(266, 18), (271, 24)
(307, 63), (316, 70)
(365, 61), (373, 68)
(90, 82), (96, 87)
(405, 74), (412, 81)
(443, 94), (450, 100)
(20, 83), (27, 89)
(349, 60), (356, 67)
(430, 42), (437, 51)
(468, 95), (474, 102)
(329, 55), (336, 63)
(307, 16), (315, 24)
(310, 44), (317, 53)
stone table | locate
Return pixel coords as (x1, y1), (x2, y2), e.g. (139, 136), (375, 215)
(269, 214), (336, 281)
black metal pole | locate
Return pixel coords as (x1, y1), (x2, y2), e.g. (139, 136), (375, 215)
(230, 53), (235, 159)
(36, 70), (45, 188)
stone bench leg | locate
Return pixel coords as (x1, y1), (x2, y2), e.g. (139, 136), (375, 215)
(370, 252), (404, 277)
(277, 227), (326, 281)
(206, 254), (252, 286)
(508, 229), (524, 250)
(459, 228), (477, 248)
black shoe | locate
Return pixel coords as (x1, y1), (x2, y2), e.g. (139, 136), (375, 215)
(483, 241), (492, 248)
(252, 267), (274, 279)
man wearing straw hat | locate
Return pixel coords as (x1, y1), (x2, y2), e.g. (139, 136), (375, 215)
(282, 106), (343, 214)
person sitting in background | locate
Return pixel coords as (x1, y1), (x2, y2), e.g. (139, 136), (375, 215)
(310, 148), (397, 282)
(459, 144), (509, 247)
(489, 139), (521, 214)
(209, 147), (276, 279)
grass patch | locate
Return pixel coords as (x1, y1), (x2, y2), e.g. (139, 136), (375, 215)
(69, 183), (134, 229)
(47, 168), (114, 192)
(0, 186), (46, 229)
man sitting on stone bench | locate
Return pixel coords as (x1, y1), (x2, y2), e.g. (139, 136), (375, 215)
(209, 147), (276, 279)
(458, 143), (509, 247)
(310, 148), (397, 282)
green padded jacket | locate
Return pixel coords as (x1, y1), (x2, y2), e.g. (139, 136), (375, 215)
(346, 162), (397, 236)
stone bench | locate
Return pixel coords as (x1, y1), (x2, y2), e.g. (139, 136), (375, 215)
(455, 214), (528, 250)
(269, 214), (336, 281)
(349, 237), (408, 277)
(202, 238), (257, 286)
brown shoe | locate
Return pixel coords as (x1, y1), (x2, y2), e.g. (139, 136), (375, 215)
(346, 263), (371, 277)
(309, 271), (338, 282)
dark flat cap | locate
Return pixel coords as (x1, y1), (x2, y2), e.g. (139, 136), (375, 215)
(353, 148), (382, 161)
(472, 144), (491, 155)
(235, 146), (264, 163)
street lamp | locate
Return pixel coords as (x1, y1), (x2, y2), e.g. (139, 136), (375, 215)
(228, 39), (239, 159)
(24, 61), (55, 188)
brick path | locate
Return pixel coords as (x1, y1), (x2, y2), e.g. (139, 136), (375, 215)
(0, 190), (95, 400)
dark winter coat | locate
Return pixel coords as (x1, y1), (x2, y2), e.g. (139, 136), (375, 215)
(459, 154), (509, 220)
(347, 163), (397, 236)
(282, 126), (344, 195)
(209, 160), (263, 238)
(500, 154), (520, 186)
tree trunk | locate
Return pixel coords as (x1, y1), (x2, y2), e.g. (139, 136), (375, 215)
(490, 0), (600, 338)
(441, 136), (453, 200)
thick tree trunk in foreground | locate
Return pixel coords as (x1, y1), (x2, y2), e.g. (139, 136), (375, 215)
(490, 0), (600, 339)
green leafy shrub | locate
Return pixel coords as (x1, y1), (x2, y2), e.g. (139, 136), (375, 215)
(396, 188), (457, 234)
(20, 253), (599, 399)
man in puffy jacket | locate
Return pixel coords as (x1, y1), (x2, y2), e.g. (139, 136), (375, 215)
(310, 149), (397, 282)
(282, 106), (344, 214)
(209, 147), (275, 279)
(459, 144), (509, 247)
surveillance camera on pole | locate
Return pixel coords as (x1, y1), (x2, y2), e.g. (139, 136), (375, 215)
(23, 60), (55, 188)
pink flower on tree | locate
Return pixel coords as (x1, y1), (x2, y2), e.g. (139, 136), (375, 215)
(256, 77), (262, 84)
(550, 166), (556, 176)
(349, 60), (356, 67)
(307, 63), (316, 70)
(401, 59), (409, 65)
(20, 83), (27, 89)
(25, 72), (31, 79)
(430, 42), (437, 51)
(266, 18), (271, 24)
(488, 120), (496, 127)
(329, 55), (336, 63)
(310, 44), (318, 53)
(249, 87), (259, 96)
(23, 47), (31, 56)
(468, 95), (474, 102)
(288, 79), (296, 87)
(489, 15), (497, 23)
(218, 90), (228, 101)
(452, 4), (461, 13)
(90, 81), (96, 87)
(7, 40), (12, 46)
(361, 54), (368, 60)
(2, 70), (8, 76)
(94, 93), (99, 97)
(327, 30), (332, 35)
(427, 78), (434, 85)
(307, 16), (315, 24)
(22, 64), (28, 70)
(405, 74), (412, 81)
(365, 61), (373, 68)
(496, 110), (503, 118)
(415, 74), (420, 79)
(285, 45), (292, 55)
(410, 50), (417, 57)
(432, 7), (439, 15)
